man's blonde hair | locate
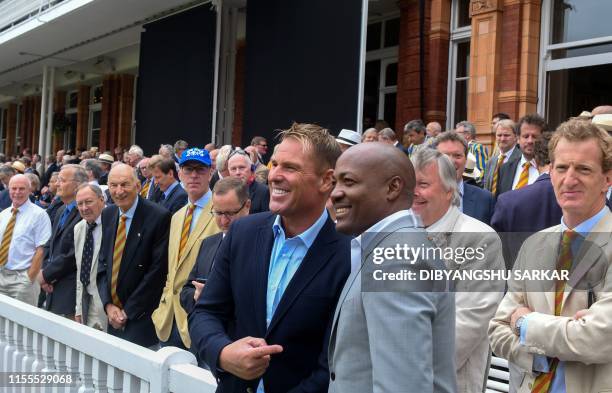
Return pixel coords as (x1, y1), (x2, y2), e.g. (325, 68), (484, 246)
(550, 119), (612, 172)
(277, 122), (341, 173)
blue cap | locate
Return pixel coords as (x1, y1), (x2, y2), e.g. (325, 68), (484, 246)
(179, 148), (212, 167)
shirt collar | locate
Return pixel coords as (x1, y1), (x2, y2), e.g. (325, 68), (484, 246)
(272, 209), (329, 248)
(561, 205), (608, 236)
(120, 196), (139, 218)
(190, 189), (212, 209)
(12, 198), (32, 212)
(519, 154), (537, 168)
(458, 180), (465, 197)
(501, 145), (515, 158)
(353, 209), (418, 249)
(164, 181), (179, 198)
(65, 200), (77, 212)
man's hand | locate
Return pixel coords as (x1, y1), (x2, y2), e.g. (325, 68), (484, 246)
(75, 315), (83, 324)
(36, 270), (46, 285)
(219, 337), (283, 380)
(105, 304), (127, 330)
(192, 281), (205, 302)
(574, 309), (589, 320)
(511, 306), (532, 332)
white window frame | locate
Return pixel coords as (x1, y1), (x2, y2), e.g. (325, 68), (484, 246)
(537, 0), (612, 114)
(364, 13), (399, 126)
(446, 0), (472, 130)
(88, 84), (102, 148)
(0, 108), (5, 153)
(15, 103), (21, 153)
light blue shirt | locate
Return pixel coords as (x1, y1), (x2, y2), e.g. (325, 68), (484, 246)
(118, 197), (139, 235)
(163, 181), (180, 199)
(189, 190), (212, 233)
(520, 205), (608, 393)
(257, 209), (328, 393)
(458, 180), (464, 213)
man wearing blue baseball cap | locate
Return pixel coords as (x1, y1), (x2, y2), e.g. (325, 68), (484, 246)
(153, 148), (221, 350)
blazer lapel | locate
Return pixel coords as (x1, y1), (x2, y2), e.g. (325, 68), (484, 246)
(178, 198), (215, 268)
(254, 217), (275, 337)
(118, 201), (143, 284)
(266, 219), (338, 336)
(56, 206), (79, 238)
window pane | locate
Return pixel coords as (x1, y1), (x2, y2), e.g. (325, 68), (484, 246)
(384, 18), (400, 48)
(67, 113), (77, 149)
(68, 92), (78, 109)
(456, 41), (470, 78)
(385, 62), (398, 87)
(552, 0), (612, 44)
(457, 0), (471, 28)
(453, 79), (468, 126)
(551, 42), (612, 60)
(363, 60), (381, 126)
(383, 92), (397, 132)
(92, 85), (103, 104)
(367, 22), (382, 51)
(91, 110), (101, 147)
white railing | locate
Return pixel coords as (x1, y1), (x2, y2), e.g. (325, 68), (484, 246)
(486, 356), (510, 393)
(0, 0), (62, 33)
(0, 294), (217, 392)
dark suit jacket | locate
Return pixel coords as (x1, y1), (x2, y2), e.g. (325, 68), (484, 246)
(97, 196), (171, 347)
(248, 180), (270, 214)
(180, 232), (224, 314)
(189, 212), (350, 393)
(42, 204), (82, 315)
(0, 189), (11, 210)
(160, 183), (188, 214)
(42, 162), (61, 188)
(496, 147), (524, 196)
(463, 183), (495, 226)
(210, 171), (220, 191)
(46, 197), (64, 224)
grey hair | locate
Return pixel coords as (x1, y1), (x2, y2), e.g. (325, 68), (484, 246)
(128, 145), (144, 158)
(82, 159), (103, 180)
(411, 148), (460, 207)
(0, 165), (16, 178)
(404, 119), (426, 134)
(62, 164), (89, 185)
(433, 131), (469, 157)
(216, 145), (233, 172)
(379, 128), (397, 141)
(228, 149), (253, 167)
(76, 183), (104, 199)
(495, 119), (518, 136)
(455, 121), (476, 138)
(25, 173), (40, 191)
(159, 144), (174, 155)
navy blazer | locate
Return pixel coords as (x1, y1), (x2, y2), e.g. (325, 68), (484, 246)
(496, 148), (524, 196)
(248, 180), (270, 214)
(42, 204), (82, 315)
(97, 196), (171, 347)
(463, 183), (495, 225)
(160, 183), (188, 214)
(0, 189), (11, 210)
(189, 212), (350, 393)
(181, 232), (224, 314)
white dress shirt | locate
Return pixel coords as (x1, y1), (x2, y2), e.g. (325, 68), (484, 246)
(0, 199), (52, 270)
(511, 154), (539, 190)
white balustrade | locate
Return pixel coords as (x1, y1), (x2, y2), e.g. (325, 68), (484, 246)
(0, 294), (217, 393)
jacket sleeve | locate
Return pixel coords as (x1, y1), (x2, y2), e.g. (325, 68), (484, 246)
(42, 217), (78, 284)
(123, 209), (171, 320)
(180, 254), (199, 314)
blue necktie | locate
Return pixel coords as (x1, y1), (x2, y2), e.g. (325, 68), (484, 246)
(58, 207), (71, 229)
(80, 222), (97, 287)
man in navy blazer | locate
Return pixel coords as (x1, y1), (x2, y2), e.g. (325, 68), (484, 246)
(189, 124), (350, 393)
(151, 157), (188, 214)
(227, 149), (269, 214)
(435, 131), (495, 225)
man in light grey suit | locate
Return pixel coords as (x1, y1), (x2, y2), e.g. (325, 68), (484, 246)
(483, 119), (521, 195)
(328, 143), (456, 393)
(74, 183), (107, 331)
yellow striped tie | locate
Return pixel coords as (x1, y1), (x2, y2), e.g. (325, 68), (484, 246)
(140, 180), (151, 198)
(491, 153), (505, 196)
(0, 208), (18, 266)
(531, 230), (577, 393)
(515, 162), (531, 189)
(111, 215), (127, 307)
(178, 204), (195, 260)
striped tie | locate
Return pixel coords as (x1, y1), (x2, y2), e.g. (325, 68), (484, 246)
(531, 230), (577, 393)
(178, 204), (195, 260)
(491, 153), (505, 196)
(140, 180), (151, 198)
(110, 215), (127, 307)
(0, 208), (18, 266)
(515, 162), (531, 189)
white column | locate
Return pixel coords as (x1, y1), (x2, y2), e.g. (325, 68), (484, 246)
(45, 67), (55, 159)
(38, 66), (48, 162)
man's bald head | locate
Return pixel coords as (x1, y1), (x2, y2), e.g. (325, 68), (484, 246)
(592, 105), (612, 116)
(108, 163), (141, 211)
(9, 174), (31, 207)
(332, 142), (416, 236)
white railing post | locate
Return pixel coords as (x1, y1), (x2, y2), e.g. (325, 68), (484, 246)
(90, 359), (107, 393)
(78, 352), (94, 393)
(105, 366), (122, 393)
(21, 328), (36, 372)
(41, 336), (56, 372)
(3, 320), (16, 371)
(65, 347), (80, 393)
(11, 324), (25, 373)
(0, 316), (6, 370)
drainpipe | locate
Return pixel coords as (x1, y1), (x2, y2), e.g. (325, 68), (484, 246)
(38, 66), (48, 162)
(45, 67), (54, 159)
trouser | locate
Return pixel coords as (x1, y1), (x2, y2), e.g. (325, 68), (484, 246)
(0, 267), (39, 306)
(159, 320), (187, 350)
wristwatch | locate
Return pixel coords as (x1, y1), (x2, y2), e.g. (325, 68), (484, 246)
(514, 316), (525, 336)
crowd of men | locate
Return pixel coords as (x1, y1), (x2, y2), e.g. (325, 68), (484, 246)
(0, 106), (610, 393)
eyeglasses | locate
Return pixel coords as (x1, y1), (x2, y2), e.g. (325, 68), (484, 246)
(228, 148), (249, 161)
(210, 201), (247, 219)
(181, 166), (209, 175)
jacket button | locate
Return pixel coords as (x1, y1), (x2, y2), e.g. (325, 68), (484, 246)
(246, 388), (253, 393)
(330, 372), (336, 381)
